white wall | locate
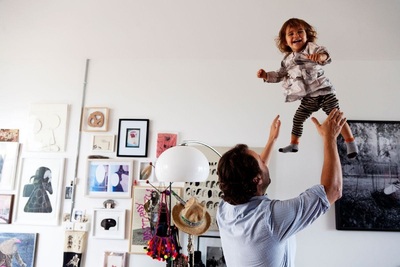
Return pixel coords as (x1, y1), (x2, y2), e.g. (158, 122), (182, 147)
(0, 1), (399, 267)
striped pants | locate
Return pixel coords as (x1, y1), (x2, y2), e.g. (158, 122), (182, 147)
(292, 93), (339, 137)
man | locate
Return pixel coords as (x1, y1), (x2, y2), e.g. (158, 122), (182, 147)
(217, 109), (345, 267)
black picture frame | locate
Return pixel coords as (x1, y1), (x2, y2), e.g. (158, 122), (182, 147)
(335, 120), (400, 231)
(197, 235), (226, 267)
(117, 119), (149, 157)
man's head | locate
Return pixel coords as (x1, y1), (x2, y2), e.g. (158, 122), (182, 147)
(217, 144), (271, 205)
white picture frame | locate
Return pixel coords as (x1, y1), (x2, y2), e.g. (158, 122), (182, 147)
(92, 135), (115, 152)
(26, 103), (69, 152)
(82, 107), (109, 132)
(86, 159), (133, 198)
(0, 142), (20, 191)
(103, 251), (126, 267)
(93, 209), (126, 239)
(137, 160), (154, 183)
(14, 157), (65, 225)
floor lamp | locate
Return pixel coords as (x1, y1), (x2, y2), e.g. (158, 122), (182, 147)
(155, 140), (221, 267)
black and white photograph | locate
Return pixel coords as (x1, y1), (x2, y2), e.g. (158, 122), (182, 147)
(197, 235), (226, 267)
(336, 120), (400, 231)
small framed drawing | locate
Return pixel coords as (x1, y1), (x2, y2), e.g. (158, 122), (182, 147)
(137, 160), (154, 182)
(129, 186), (182, 254)
(117, 119), (149, 157)
(71, 209), (86, 222)
(92, 135), (115, 152)
(103, 251), (126, 267)
(0, 194), (14, 224)
(82, 107), (109, 132)
(14, 157), (65, 225)
(197, 235), (225, 267)
(93, 209), (126, 239)
(86, 159), (133, 198)
(0, 141), (20, 191)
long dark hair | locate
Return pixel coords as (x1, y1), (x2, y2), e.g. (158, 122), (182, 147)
(217, 144), (261, 205)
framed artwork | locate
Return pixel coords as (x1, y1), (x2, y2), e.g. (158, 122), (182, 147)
(0, 129), (19, 142)
(335, 120), (400, 231)
(26, 103), (69, 152)
(71, 209), (86, 222)
(103, 251), (126, 267)
(82, 107), (109, 132)
(0, 232), (38, 267)
(129, 186), (182, 254)
(156, 132), (178, 158)
(137, 160), (154, 182)
(0, 194), (14, 224)
(93, 209), (126, 239)
(86, 159), (133, 198)
(117, 119), (149, 157)
(92, 135), (115, 152)
(197, 235), (226, 267)
(14, 157), (65, 225)
(0, 141), (20, 191)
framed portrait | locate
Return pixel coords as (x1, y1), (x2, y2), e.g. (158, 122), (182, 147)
(197, 235), (226, 267)
(0, 232), (38, 267)
(117, 119), (149, 157)
(103, 251), (126, 267)
(0, 194), (14, 224)
(14, 157), (65, 225)
(86, 159), (133, 198)
(92, 135), (115, 152)
(129, 186), (182, 254)
(82, 107), (109, 132)
(335, 120), (400, 231)
(0, 141), (20, 191)
(93, 209), (126, 239)
(137, 160), (154, 183)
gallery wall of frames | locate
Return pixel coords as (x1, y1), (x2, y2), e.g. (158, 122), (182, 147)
(0, 105), (228, 267)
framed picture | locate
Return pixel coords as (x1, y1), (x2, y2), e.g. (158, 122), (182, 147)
(86, 159), (133, 198)
(0, 141), (20, 191)
(103, 251), (127, 267)
(129, 186), (182, 254)
(14, 157), (65, 225)
(335, 120), (400, 231)
(82, 107), (109, 132)
(92, 135), (115, 152)
(93, 209), (126, 239)
(0, 232), (38, 267)
(71, 209), (86, 222)
(0, 194), (14, 224)
(156, 132), (178, 158)
(137, 160), (154, 183)
(0, 129), (19, 142)
(197, 235), (226, 267)
(117, 119), (149, 157)
(27, 103), (69, 152)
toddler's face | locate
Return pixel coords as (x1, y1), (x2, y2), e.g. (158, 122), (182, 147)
(285, 26), (307, 52)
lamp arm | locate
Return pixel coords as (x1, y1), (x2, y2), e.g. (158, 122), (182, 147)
(179, 140), (222, 158)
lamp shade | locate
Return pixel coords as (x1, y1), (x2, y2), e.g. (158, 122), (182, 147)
(155, 146), (210, 182)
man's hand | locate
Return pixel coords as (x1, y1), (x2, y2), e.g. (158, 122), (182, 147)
(311, 109), (346, 140)
(268, 115), (281, 142)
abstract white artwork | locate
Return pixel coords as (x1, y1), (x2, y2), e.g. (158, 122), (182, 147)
(27, 104), (69, 152)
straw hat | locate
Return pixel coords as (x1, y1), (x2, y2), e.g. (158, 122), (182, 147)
(172, 197), (211, 236)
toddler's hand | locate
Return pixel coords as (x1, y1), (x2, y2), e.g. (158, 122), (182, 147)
(257, 69), (267, 79)
(307, 53), (327, 63)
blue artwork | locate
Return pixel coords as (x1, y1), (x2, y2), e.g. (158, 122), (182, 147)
(0, 232), (37, 267)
